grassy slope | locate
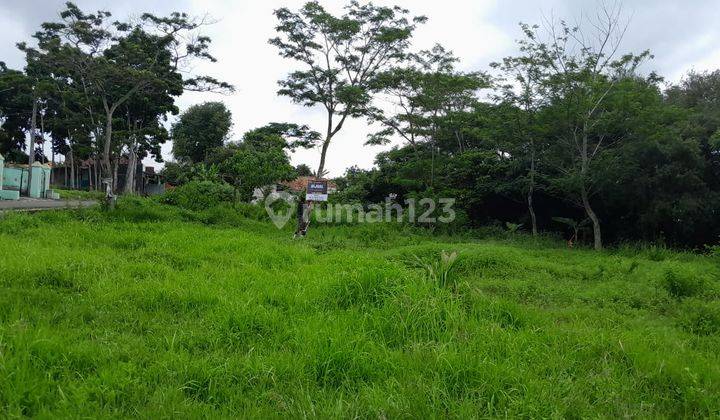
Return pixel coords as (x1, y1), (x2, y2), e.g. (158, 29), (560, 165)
(0, 205), (719, 418)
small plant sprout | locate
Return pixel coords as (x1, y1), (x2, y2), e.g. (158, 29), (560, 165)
(414, 250), (459, 290)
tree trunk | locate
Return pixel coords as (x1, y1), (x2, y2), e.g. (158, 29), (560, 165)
(40, 109), (45, 164)
(88, 161), (93, 190)
(581, 183), (602, 250)
(527, 145), (538, 236)
(124, 142), (137, 195)
(430, 143), (435, 188)
(102, 110), (116, 209)
(51, 145), (55, 186)
(454, 129), (464, 153)
(316, 111), (335, 178)
(527, 185), (538, 237)
(316, 111), (348, 178)
(581, 132), (601, 250)
(68, 149), (75, 189)
(316, 138), (331, 177)
(27, 99), (37, 195)
(112, 155), (119, 194)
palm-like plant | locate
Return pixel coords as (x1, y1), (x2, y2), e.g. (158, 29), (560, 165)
(414, 250), (459, 290)
(552, 217), (590, 247)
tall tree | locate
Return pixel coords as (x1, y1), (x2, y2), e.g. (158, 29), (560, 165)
(491, 24), (549, 236)
(368, 45), (460, 150)
(521, 4), (651, 250)
(0, 63), (32, 157)
(368, 45), (486, 188)
(171, 102), (232, 163)
(26, 3), (232, 205)
(118, 92), (173, 194)
(665, 70), (720, 184)
(270, 1), (426, 176)
(208, 127), (298, 202)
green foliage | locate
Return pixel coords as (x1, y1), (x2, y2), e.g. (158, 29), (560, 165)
(505, 222), (523, 233)
(708, 245), (720, 261)
(270, 1), (426, 174)
(16, 3), (232, 186)
(294, 163), (314, 177)
(414, 250), (459, 290)
(0, 64), (32, 155)
(369, 45), (487, 151)
(52, 187), (106, 201)
(160, 180), (235, 211)
(171, 102), (233, 163)
(1, 210), (719, 417)
(662, 270), (705, 299)
(242, 122), (320, 152)
(214, 143), (294, 202)
(678, 299), (720, 336)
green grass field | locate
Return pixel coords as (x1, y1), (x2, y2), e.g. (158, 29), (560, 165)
(1, 201), (719, 418)
(53, 187), (106, 201)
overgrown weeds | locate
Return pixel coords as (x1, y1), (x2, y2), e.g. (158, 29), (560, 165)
(0, 201), (719, 417)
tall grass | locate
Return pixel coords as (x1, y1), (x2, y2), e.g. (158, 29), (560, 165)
(0, 199), (718, 417)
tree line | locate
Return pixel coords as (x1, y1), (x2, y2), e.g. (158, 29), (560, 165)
(0, 2), (231, 205)
(2, 1), (719, 249)
(270, 1), (720, 249)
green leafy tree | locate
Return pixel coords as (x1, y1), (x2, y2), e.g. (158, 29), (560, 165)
(25, 3), (232, 205)
(491, 28), (549, 236)
(215, 145), (294, 202)
(666, 70), (720, 183)
(270, 1), (426, 176)
(0, 63), (32, 156)
(294, 164), (314, 177)
(117, 95), (173, 194)
(520, 5), (651, 250)
(207, 125), (307, 201)
(369, 45), (486, 189)
(171, 102), (232, 163)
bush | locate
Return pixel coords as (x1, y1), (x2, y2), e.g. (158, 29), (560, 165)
(160, 181), (235, 211)
(707, 245), (720, 263)
(678, 299), (720, 336)
(662, 270), (705, 299)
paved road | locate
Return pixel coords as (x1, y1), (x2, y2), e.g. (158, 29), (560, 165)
(0, 198), (97, 212)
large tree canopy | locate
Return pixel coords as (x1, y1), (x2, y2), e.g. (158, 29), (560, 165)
(0, 63), (32, 156)
(171, 101), (233, 163)
(270, 0), (426, 176)
(15, 2), (231, 204)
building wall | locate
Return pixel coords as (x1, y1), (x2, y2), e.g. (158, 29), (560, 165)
(29, 164), (51, 198)
(1, 164), (52, 197)
(145, 183), (165, 195)
(3, 167), (28, 192)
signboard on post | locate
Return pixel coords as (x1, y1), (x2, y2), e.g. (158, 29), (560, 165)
(306, 179), (328, 201)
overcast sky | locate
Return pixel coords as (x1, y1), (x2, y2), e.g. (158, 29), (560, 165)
(1, 0), (719, 176)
